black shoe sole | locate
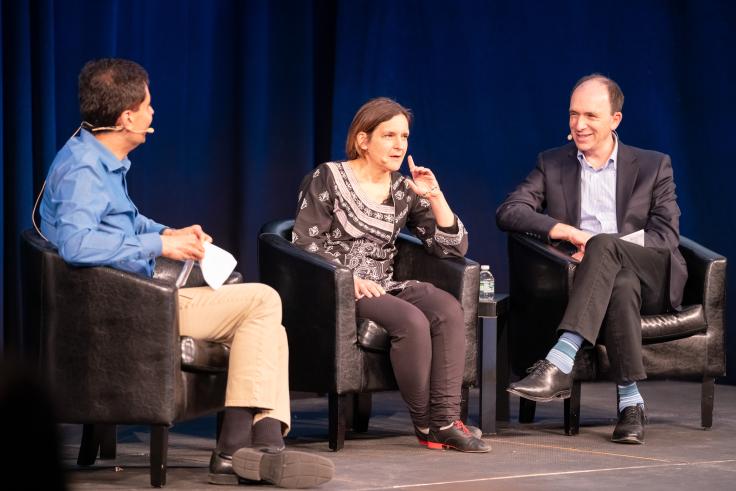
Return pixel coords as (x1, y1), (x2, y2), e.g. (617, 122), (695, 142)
(207, 472), (241, 485)
(232, 448), (334, 488)
(426, 441), (491, 453)
(507, 386), (571, 402)
(611, 435), (644, 444)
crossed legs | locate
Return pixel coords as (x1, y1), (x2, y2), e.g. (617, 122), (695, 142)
(178, 283), (333, 486)
(509, 235), (672, 443)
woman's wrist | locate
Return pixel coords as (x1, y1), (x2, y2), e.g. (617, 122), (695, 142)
(422, 184), (442, 198)
(422, 186), (441, 199)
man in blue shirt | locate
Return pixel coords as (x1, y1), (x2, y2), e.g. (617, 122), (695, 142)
(497, 74), (686, 445)
(40, 58), (332, 488)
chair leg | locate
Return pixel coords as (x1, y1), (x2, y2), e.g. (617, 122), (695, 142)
(328, 393), (347, 451)
(343, 392), (355, 430)
(460, 385), (470, 423)
(701, 377), (715, 429)
(150, 425), (169, 488)
(352, 393), (372, 433)
(519, 398), (536, 423)
(215, 410), (225, 443)
(98, 424), (117, 459)
(564, 380), (581, 436)
(77, 424), (100, 466)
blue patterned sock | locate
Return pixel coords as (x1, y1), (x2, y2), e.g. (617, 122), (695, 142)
(618, 382), (644, 412)
(545, 331), (583, 374)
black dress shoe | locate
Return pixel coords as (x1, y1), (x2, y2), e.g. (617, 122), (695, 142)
(232, 447), (334, 488)
(507, 359), (572, 402)
(208, 451), (241, 485)
(611, 404), (646, 444)
(426, 421), (490, 453)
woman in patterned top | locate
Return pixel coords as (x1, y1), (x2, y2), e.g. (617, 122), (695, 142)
(293, 98), (489, 453)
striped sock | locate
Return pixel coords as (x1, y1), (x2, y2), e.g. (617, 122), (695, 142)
(545, 331), (584, 374)
(618, 382), (644, 412)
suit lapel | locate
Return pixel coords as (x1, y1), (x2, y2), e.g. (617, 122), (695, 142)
(561, 147), (581, 226)
(616, 143), (639, 231)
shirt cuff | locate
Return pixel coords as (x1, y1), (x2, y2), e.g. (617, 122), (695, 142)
(150, 223), (167, 235)
(435, 218), (466, 246)
(138, 232), (163, 260)
(437, 217), (459, 234)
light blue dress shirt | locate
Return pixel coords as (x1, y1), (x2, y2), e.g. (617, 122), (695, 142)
(40, 129), (166, 277)
(577, 136), (619, 235)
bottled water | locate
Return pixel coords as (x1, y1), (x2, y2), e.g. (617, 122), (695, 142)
(479, 265), (494, 302)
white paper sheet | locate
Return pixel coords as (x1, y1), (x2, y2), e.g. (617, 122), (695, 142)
(620, 229), (645, 247)
(200, 242), (237, 290)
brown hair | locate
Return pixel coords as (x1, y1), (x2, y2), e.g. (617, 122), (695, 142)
(79, 58), (149, 129)
(571, 73), (624, 114)
(345, 97), (413, 159)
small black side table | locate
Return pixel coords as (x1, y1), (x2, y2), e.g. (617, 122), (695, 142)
(477, 293), (510, 435)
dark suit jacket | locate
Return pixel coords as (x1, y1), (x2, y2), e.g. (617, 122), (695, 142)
(496, 142), (687, 309)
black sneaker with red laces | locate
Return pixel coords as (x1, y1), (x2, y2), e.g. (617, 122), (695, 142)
(426, 421), (490, 453)
(415, 424), (482, 447)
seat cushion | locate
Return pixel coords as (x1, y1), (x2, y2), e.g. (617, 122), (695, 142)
(357, 319), (390, 352)
(641, 304), (706, 344)
(180, 336), (230, 373)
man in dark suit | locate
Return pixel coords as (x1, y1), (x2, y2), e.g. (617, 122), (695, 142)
(496, 74), (686, 444)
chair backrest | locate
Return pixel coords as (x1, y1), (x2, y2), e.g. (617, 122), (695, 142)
(19, 229), (187, 424)
(260, 218), (294, 241)
(19, 229), (60, 360)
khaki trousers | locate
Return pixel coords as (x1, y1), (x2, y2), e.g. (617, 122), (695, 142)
(178, 283), (290, 433)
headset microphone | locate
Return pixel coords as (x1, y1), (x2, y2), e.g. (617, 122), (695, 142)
(82, 121), (154, 134)
(567, 134), (573, 141)
(127, 126), (155, 134)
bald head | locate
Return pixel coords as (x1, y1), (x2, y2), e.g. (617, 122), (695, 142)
(571, 74), (624, 114)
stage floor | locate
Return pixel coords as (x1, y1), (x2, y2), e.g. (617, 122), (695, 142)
(63, 380), (736, 490)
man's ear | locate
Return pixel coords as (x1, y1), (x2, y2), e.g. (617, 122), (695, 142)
(115, 111), (130, 127)
(611, 111), (623, 130)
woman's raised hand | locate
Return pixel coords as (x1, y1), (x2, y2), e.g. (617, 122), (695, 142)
(406, 155), (441, 198)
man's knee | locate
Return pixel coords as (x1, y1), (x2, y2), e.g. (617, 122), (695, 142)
(585, 233), (618, 256)
(255, 283), (282, 311)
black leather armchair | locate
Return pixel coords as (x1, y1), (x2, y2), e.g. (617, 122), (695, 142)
(506, 233), (727, 434)
(19, 229), (242, 487)
(258, 219), (480, 450)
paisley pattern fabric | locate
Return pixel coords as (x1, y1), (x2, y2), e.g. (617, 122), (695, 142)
(293, 161), (468, 291)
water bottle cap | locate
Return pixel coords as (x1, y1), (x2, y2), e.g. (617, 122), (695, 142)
(481, 265), (490, 270)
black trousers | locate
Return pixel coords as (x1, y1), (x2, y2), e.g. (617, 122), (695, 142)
(356, 282), (466, 429)
(557, 234), (671, 385)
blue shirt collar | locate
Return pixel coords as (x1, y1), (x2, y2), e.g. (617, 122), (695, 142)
(79, 129), (131, 173)
(577, 132), (619, 171)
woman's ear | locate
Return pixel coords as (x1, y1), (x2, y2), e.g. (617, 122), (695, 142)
(357, 131), (369, 150)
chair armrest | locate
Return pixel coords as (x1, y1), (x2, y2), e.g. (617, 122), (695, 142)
(679, 236), (727, 376)
(508, 233), (579, 304)
(679, 237), (727, 315)
(41, 259), (181, 424)
(154, 257), (243, 286)
(258, 233), (360, 393)
(507, 233), (578, 372)
(393, 234), (480, 385)
(393, 233), (479, 300)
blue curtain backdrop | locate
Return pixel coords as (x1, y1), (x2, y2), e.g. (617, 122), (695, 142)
(2, 0), (734, 382)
